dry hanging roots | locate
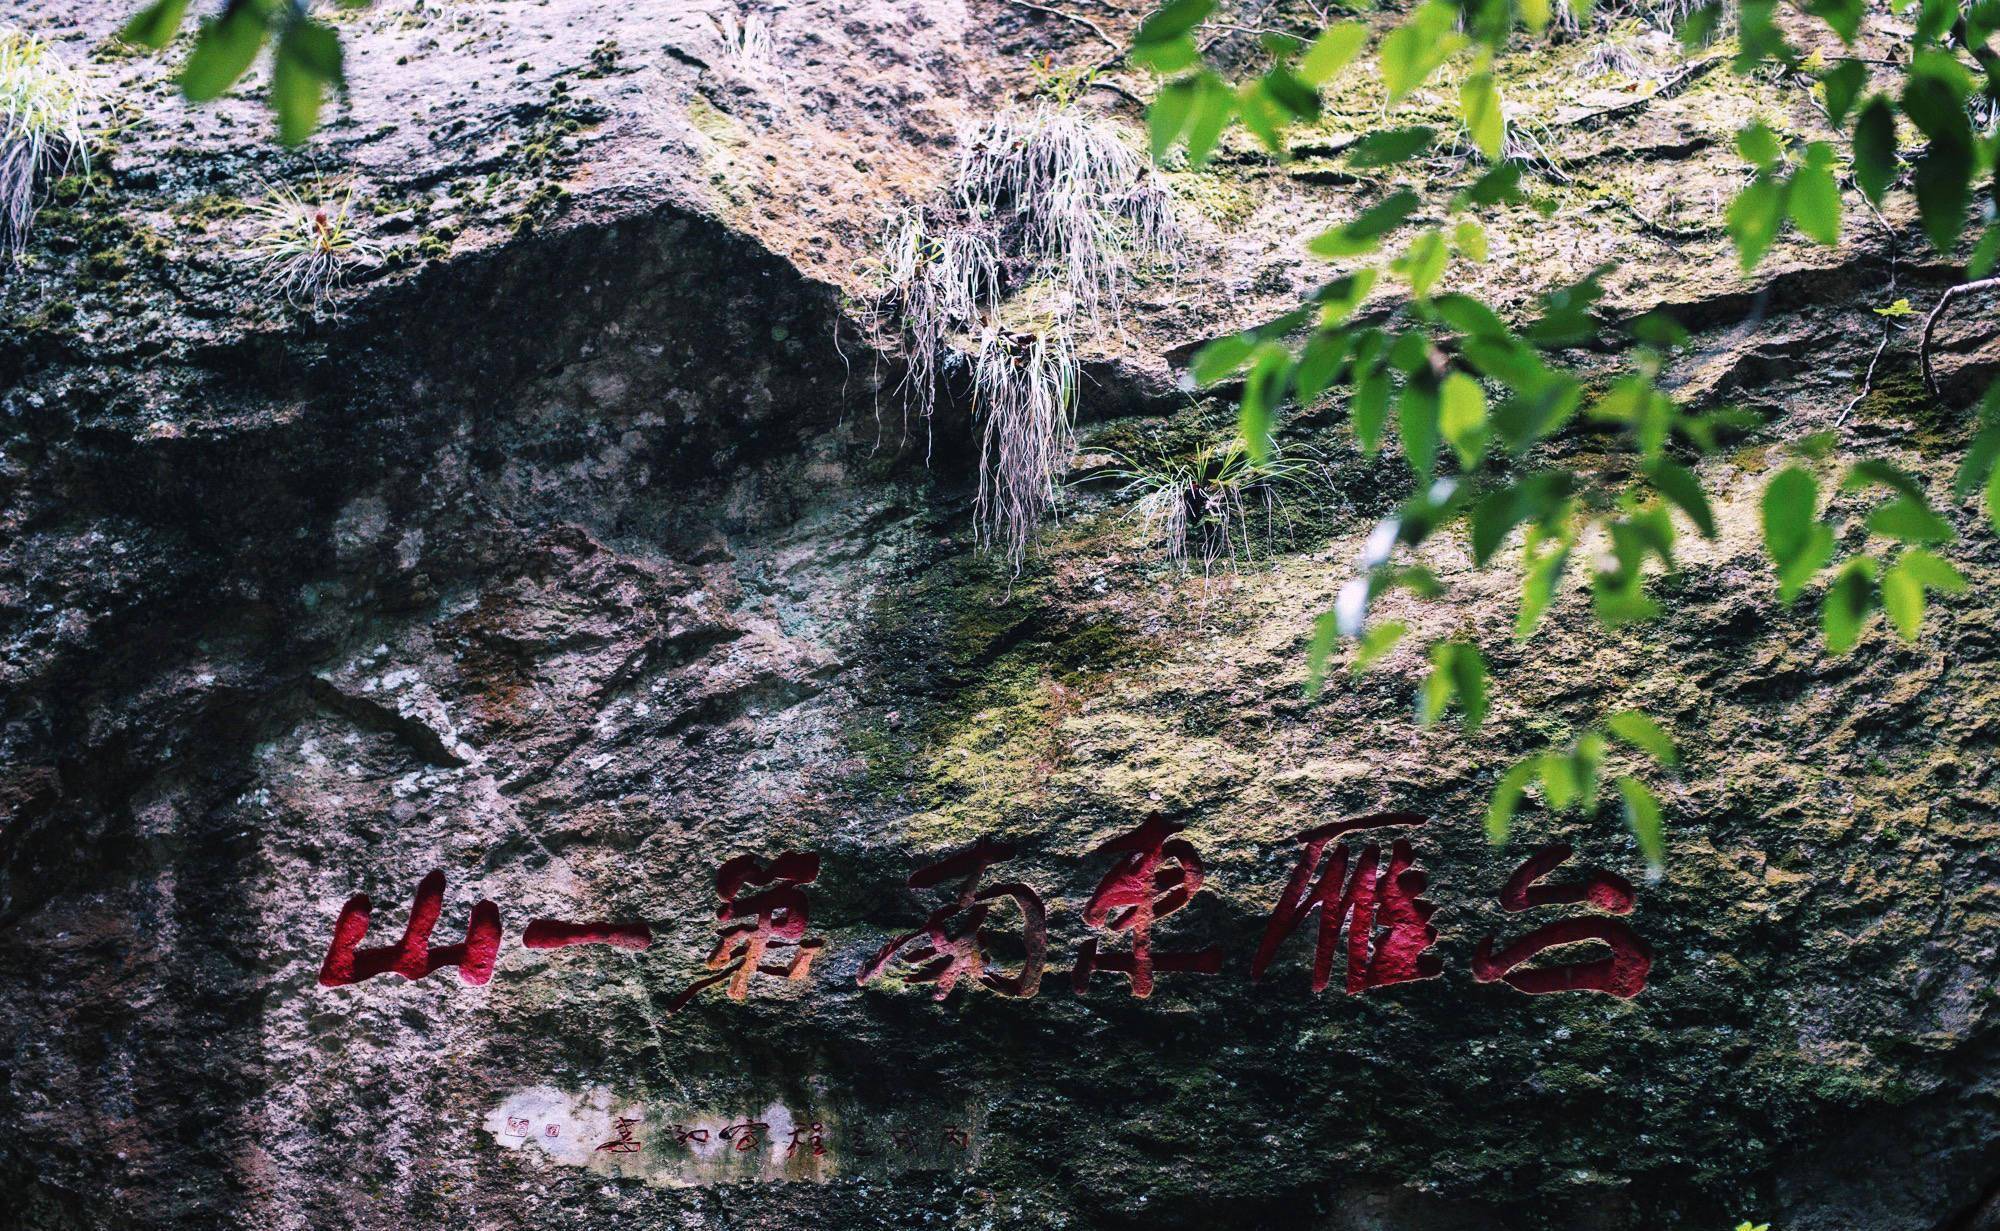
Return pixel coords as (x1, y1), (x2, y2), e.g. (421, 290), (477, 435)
(870, 100), (1185, 567)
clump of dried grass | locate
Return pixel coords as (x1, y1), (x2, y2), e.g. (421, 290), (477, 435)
(0, 28), (91, 259)
(705, 6), (773, 77)
(870, 100), (1185, 569)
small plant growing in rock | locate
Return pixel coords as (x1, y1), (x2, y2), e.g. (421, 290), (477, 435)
(953, 101), (1183, 330)
(705, 7), (773, 78)
(870, 96), (1186, 568)
(243, 178), (379, 313)
(0, 28), (92, 259)
(1097, 436), (1326, 577)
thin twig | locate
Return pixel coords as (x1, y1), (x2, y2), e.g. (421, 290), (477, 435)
(1920, 276), (2000, 397)
(1836, 198), (1899, 425)
(998, 0), (1144, 104)
(1556, 56), (1722, 133)
(1002, 0), (1122, 55)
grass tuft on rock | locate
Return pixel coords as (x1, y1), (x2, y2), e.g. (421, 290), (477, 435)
(0, 28), (91, 259)
(870, 99), (1185, 570)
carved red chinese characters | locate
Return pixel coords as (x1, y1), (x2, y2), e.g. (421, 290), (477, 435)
(522, 919), (652, 952)
(317, 870), (502, 987)
(1072, 814), (1224, 997)
(1250, 812), (1443, 994)
(859, 836), (1048, 999)
(668, 851), (825, 1013)
(1472, 844), (1651, 998)
(313, 814), (1658, 1010)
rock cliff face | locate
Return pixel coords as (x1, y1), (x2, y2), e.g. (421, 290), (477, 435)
(1, 3), (1996, 1230)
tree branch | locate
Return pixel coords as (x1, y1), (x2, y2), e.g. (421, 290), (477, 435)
(1920, 276), (2000, 398)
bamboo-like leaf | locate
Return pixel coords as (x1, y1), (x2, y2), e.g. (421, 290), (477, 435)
(1821, 557), (1878, 653)
(1486, 759), (1538, 844)
(1460, 71), (1504, 159)
(1616, 776), (1666, 872)
(1606, 711), (1678, 765)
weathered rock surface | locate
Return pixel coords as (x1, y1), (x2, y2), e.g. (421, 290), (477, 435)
(1, 3), (1996, 1230)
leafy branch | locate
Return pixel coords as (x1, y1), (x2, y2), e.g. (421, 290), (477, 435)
(1125, 0), (1993, 866)
(120, 0), (360, 145)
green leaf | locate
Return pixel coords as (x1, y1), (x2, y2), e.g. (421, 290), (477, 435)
(1804, 0), (1865, 41)
(1726, 174), (1785, 273)
(1235, 79), (1286, 153)
(1470, 473), (1573, 563)
(282, 16), (343, 78)
(1149, 78), (1198, 159)
(1517, 526), (1572, 639)
(1294, 331), (1350, 403)
(1240, 342), (1293, 463)
(1452, 161), (1524, 211)
(1787, 146), (1841, 247)
(1646, 459), (1716, 538)
(1762, 466), (1830, 601)
(1440, 371), (1488, 468)
(1524, 267), (1608, 346)
(1453, 220), (1488, 262)
(1259, 64), (1321, 122)
(1486, 759), (1538, 844)
(1395, 228), (1449, 298)
(1297, 21), (1368, 87)
(1916, 0), (1959, 43)
(1345, 126), (1437, 168)
(1539, 752), (1582, 810)
(1847, 459), (1955, 543)
(1308, 189), (1422, 258)
(1953, 385), (2000, 500)
(1880, 556), (1925, 640)
(1461, 72), (1504, 160)
(1135, 0), (1216, 46)
(1352, 620), (1407, 673)
(1987, 453), (2000, 534)
(1189, 333), (1255, 385)
(1432, 293), (1508, 340)
(1312, 268), (1377, 322)
(1821, 556), (1877, 653)
(1843, 457), (1926, 499)
(1607, 711), (1678, 765)
(1398, 375), (1441, 481)
(1305, 609), (1342, 697)
(1867, 498), (1956, 544)
(1379, 1), (1465, 106)
(1734, 122), (1783, 170)
(1419, 640), (1489, 730)
(1629, 311), (1689, 349)
(1899, 547), (1968, 593)
(1130, 34), (1200, 72)
(1679, 2), (1725, 47)
(1183, 73), (1235, 165)
(1968, 226), (2000, 280)
(1852, 96), (1898, 206)
(180, 5), (270, 103)
(1352, 367), (1391, 455)
(1904, 57), (1975, 252)
(1616, 776), (1666, 871)
(120, 0), (192, 49)
(272, 21), (344, 145)
(1819, 60), (1867, 126)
